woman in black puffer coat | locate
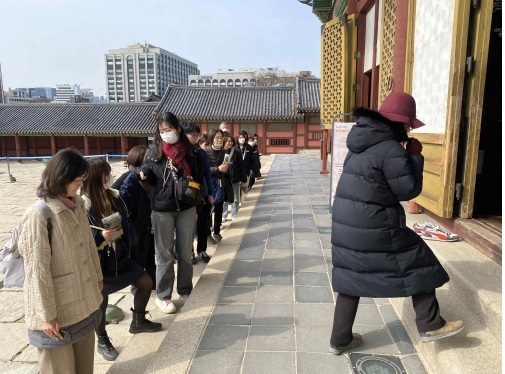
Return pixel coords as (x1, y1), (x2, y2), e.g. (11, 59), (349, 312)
(329, 92), (463, 355)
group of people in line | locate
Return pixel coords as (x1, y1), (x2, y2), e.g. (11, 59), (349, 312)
(17, 113), (262, 371)
(16, 92), (464, 374)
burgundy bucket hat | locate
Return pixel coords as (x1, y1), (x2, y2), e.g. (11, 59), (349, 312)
(378, 92), (426, 129)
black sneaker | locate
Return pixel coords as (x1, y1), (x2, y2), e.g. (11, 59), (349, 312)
(191, 253), (198, 265)
(213, 233), (223, 242)
(97, 334), (119, 361)
(200, 251), (211, 263)
(329, 333), (362, 355)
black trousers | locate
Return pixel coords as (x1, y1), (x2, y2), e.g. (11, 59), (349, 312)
(330, 291), (446, 347)
(196, 201), (212, 254)
(213, 201), (224, 235)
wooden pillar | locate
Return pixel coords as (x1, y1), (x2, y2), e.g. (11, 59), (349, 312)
(65, 136), (69, 148)
(112, 137), (117, 154)
(31, 137), (38, 156)
(257, 123), (266, 155)
(97, 137), (102, 154)
(320, 129), (330, 174)
(120, 135), (127, 160)
(291, 120), (296, 154)
(1, 137), (6, 157)
(15, 135), (21, 158)
(83, 135), (89, 156)
(50, 135), (56, 155)
(304, 116), (310, 149)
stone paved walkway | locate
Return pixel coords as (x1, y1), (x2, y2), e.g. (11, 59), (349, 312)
(183, 154), (427, 374)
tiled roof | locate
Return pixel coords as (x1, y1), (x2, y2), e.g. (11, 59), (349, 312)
(296, 77), (320, 112)
(154, 85), (301, 121)
(0, 103), (157, 136)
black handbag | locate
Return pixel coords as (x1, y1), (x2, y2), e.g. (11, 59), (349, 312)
(175, 176), (203, 206)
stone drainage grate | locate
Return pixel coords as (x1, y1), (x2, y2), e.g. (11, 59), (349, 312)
(349, 353), (407, 374)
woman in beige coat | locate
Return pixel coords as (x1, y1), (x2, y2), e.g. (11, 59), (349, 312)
(19, 148), (103, 374)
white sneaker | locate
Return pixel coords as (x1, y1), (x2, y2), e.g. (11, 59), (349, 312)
(155, 298), (177, 314)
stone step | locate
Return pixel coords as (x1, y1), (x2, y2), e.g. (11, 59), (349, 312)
(454, 218), (502, 265)
(398, 207), (502, 373)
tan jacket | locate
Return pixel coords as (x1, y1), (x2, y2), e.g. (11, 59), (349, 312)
(18, 196), (103, 330)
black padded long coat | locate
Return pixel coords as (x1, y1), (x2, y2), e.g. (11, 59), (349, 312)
(331, 108), (449, 297)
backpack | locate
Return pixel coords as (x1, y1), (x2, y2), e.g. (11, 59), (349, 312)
(0, 200), (52, 288)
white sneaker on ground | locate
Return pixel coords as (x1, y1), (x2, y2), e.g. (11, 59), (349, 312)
(155, 298), (177, 314)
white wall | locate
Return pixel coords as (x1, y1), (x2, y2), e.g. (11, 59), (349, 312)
(411, 0), (455, 134)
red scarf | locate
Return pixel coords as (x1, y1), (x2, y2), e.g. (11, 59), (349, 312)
(163, 142), (191, 177)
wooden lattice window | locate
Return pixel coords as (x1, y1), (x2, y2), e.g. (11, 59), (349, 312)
(321, 18), (347, 129)
(270, 138), (291, 146)
(378, 0), (397, 105)
(312, 132), (324, 140)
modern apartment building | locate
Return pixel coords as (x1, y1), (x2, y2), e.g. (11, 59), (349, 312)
(188, 69), (315, 87)
(55, 84), (81, 103)
(189, 68), (257, 87)
(105, 42), (199, 103)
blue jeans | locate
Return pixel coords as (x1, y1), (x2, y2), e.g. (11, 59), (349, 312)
(223, 182), (240, 219)
(152, 207), (196, 300)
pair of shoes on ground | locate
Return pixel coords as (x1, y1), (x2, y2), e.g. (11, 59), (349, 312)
(413, 222), (461, 242)
(328, 320), (465, 356)
(98, 310), (162, 361)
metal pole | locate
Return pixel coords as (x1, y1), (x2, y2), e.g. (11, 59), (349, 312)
(6, 156), (13, 182)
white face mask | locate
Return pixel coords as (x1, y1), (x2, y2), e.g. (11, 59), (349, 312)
(238, 138), (245, 144)
(161, 131), (179, 144)
(104, 174), (113, 189)
(248, 141), (255, 147)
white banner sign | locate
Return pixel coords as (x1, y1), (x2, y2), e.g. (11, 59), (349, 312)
(330, 122), (355, 207)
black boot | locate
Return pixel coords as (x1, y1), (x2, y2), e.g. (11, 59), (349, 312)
(129, 308), (162, 334)
(97, 333), (119, 361)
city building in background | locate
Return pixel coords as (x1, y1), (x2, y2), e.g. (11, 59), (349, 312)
(54, 84), (81, 103)
(29, 87), (56, 101)
(105, 42), (199, 103)
(3, 88), (34, 104)
(188, 68), (315, 87)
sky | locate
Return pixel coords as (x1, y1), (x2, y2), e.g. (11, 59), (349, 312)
(0, 0), (322, 98)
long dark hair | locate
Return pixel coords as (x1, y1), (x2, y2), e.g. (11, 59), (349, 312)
(126, 145), (149, 168)
(153, 112), (194, 161)
(81, 159), (117, 219)
(37, 148), (89, 199)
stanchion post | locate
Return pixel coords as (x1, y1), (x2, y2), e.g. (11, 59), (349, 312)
(106, 154), (109, 163)
(6, 156), (13, 183)
(320, 129), (330, 174)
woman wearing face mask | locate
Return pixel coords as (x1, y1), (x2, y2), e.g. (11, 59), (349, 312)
(204, 128), (229, 242)
(82, 159), (162, 362)
(139, 112), (204, 314)
(222, 133), (246, 221)
(247, 136), (261, 190)
(237, 131), (252, 188)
